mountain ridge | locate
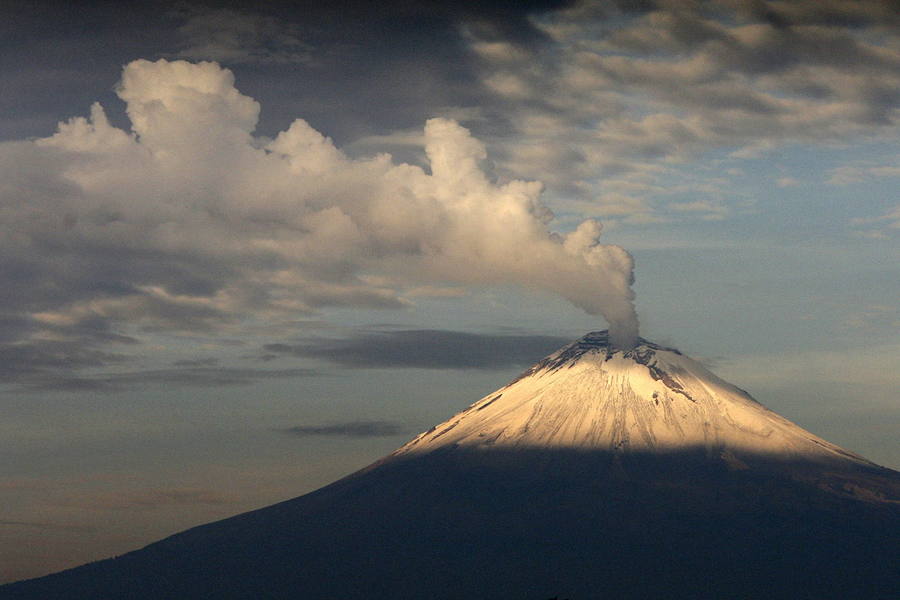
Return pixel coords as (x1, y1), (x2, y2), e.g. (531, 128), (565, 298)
(393, 331), (881, 477)
(3, 331), (899, 599)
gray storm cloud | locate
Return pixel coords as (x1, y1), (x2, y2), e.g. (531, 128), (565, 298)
(0, 59), (639, 356)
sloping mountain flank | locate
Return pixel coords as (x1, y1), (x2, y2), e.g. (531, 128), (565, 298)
(4, 332), (899, 600)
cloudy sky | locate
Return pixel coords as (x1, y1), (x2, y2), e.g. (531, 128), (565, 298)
(3, 0), (899, 583)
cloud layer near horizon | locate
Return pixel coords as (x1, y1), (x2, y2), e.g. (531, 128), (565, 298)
(0, 58), (638, 388)
(264, 329), (571, 369)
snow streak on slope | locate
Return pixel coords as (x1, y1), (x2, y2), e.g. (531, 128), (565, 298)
(395, 331), (873, 467)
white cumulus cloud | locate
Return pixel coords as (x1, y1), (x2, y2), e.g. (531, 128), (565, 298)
(0, 58), (640, 386)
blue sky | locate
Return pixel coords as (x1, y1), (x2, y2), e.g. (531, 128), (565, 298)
(2, 0), (899, 583)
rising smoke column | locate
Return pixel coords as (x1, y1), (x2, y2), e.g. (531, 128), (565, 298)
(409, 117), (640, 348)
(3, 59), (640, 359)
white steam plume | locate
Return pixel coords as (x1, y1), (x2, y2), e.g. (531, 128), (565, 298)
(2, 59), (639, 348)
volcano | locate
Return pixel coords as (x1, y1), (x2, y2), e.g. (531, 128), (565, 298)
(4, 332), (899, 599)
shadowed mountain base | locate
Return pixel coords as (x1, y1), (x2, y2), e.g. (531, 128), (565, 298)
(4, 447), (899, 600)
(6, 333), (900, 599)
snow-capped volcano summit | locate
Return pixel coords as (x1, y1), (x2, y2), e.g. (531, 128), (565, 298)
(5, 331), (899, 600)
(395, 331), (873, 469)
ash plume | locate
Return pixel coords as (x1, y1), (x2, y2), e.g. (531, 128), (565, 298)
(0, 58), (640, 369)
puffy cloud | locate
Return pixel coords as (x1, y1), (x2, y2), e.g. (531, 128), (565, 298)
(851, 204), (900, 238)
(463, 0), (900, 218)
(0, 58), (640, 387)
(825, 156), (900, 237)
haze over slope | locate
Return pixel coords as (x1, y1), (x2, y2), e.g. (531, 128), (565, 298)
(4, 332), (898, 599)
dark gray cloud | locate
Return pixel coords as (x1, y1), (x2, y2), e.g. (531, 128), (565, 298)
(3, 0), (898, 389)
(279, 420), (407, 438)
(0, 0), (569, 142)
(264, 330), (569, 369)
(0, 314), (141, 389)
(0, 48), (641, 385)
(0, 340), (132, 382)
(51, 488), (233, 510)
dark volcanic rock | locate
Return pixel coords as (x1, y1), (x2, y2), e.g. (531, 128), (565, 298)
(4, 332), (899, 600)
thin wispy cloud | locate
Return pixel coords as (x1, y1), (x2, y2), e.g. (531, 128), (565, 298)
(3, 1), (897, 389)
(10, 367), (316, 393)
(279, 421), (407, 438)
(2, 1), (898, 587)
(776, 177), (801, 188)
(855, 215), (900, 239)
(171, 7), (315, 65)
(463, 1), (900, 220)
(264, 330), (570, 370)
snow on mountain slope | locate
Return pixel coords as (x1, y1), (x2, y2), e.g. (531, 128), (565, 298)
(4, 331), (899, 600)
(395, 331), (874, 467)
